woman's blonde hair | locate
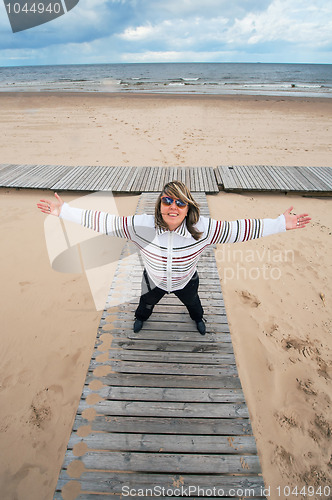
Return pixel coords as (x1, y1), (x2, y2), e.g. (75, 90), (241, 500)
(155, 180), (203, 240)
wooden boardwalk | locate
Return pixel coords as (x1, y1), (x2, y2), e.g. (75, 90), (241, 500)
(54, 193), (266, 500)
(215, 165), (332, 194)
(0, 164), (218, 193)
(0, 163), (331, 194)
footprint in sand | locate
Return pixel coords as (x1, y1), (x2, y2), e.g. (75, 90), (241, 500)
(237, 290), (261, 308)
(273, 445), (294, 476)
(281, 337), (315, 358)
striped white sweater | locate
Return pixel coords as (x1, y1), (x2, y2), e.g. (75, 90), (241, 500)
(60, 203), (286, 293)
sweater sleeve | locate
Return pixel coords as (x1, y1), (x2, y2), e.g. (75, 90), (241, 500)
(59, 202), (132, 239)
(207, 214), (286, 244)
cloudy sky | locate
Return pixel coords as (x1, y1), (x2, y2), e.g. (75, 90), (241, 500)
(1, 0), (331, 66)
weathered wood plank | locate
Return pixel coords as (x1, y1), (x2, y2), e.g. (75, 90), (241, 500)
(217, 166), (241, 190)
(91, 350), (236, 364)
(78, 400), (248, 418)
(85, 372), (242, 389)
(55, 471), (265, 496)
(82, 386), (244, 402)
(68, 432), (257, 454)
(72, 415), (251, 434)
(62, 450), (261, 474)
(92, 360), (237, 377)
(99, 330), (232, 342)
(107, 338), (234, 353)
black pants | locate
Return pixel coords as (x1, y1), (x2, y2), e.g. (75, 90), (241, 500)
(135, 269), (204, 322)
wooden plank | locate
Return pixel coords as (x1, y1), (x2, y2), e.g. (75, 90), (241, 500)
(103, 311), (229, 325)
(62, 450), (261, 474)
(92, 372), (242, 390)
(55, 471), (265, 496)
(196, 167), (204, 192)
(144, 166), (158, 192)
(124, 166), (141, 192)
(136, 166), (151, 192)
(206, 166), (217, 191)
(105, 166), (120, 191)
(82, 386), (244, 403)
(108, 338), (234, 353)
(218, 166), (242, 190)
(91, 350), (236, 365)
(73, 415), (251, 434)
(148, 166), (157, 192)
(101, 329), (232, 342)
(129, 166), (143, 192)
(155, 166), (167, 192)
(68, 432), (257, 454)
(95, 361), (237, 376)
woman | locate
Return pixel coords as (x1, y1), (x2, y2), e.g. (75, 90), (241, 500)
(37, 181), (310, 335)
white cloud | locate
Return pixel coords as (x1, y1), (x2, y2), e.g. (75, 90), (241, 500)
(117, 0), (332, 57)
(229, 0), (332, 48)
(120, 50), (235, 63)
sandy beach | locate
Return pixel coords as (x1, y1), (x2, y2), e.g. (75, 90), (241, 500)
(0, 92), (331, 500)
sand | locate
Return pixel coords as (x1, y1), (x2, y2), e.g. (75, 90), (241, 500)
(0, 92), (331, 500)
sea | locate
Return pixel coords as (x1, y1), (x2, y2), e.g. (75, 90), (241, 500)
(0, 63), (331, 98)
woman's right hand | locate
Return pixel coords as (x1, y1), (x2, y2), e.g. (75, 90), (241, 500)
(37, 192), (64, 217)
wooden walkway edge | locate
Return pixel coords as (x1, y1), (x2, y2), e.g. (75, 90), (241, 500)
(0, 163), (331, 194)
(53, 193), (266, 500)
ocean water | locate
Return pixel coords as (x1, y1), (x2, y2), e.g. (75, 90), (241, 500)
(0, 63), (331, 98)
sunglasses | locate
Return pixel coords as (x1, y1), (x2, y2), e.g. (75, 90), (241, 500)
(161, 196), (188, 208)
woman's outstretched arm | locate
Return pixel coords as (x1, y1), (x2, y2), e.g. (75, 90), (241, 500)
(37, 192), (64, 217)
(283, 206), (311, 230)
(205, 206), (311, 245)
(37, 192), (139, 239)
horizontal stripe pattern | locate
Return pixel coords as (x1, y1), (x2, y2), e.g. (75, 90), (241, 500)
(56, 204), (285, 293)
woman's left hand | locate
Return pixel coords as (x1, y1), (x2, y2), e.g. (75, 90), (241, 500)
(283, 206), (311, 230)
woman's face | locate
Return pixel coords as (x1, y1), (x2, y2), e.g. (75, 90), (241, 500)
(160, 193), (189, 231)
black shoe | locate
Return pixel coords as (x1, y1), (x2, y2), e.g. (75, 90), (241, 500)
(196, 319), (206, 335)
(133, 319), (143, 332)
